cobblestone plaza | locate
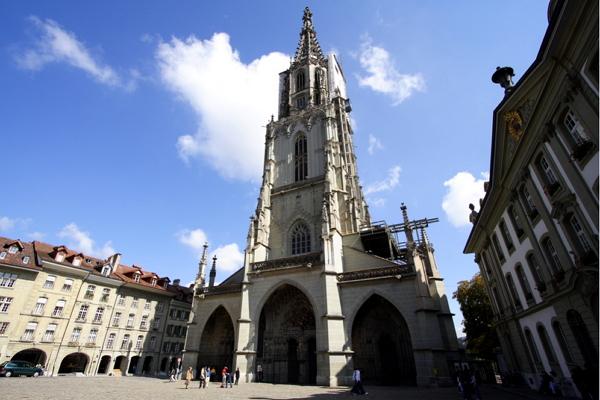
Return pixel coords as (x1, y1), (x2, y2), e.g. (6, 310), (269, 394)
(1, 376), (543, 400)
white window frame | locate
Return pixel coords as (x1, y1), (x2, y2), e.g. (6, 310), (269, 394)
(43, 275), (56, 289)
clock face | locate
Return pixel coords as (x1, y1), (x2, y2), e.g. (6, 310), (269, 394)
(504, 110), (524, 141)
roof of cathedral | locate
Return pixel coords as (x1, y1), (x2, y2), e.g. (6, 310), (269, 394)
(217, 266), (244, 286)
(293, 7), (326, 67)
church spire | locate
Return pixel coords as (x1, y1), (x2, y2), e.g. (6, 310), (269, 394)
(293, 6), (326, 66)
(196, 242), (208, 287)
(208, 255), (217, 288)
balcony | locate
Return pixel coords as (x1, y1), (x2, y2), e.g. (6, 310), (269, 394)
(68, 341), (80, 346)
(250, 252), (322, 273)
(84, 293), (94, 300)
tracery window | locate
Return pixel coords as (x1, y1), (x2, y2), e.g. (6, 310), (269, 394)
(291, 222), (311, 255)
(296, 70), (305, 91)
(294, 135), (308, 182)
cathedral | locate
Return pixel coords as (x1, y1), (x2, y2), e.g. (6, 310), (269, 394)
(184, 7), (459, 387)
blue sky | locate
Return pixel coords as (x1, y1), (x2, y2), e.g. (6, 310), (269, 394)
(0, 1), (549, 335)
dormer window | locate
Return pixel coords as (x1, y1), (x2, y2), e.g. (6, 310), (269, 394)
(8, 245), (18, 254)
(151, 278), (157, 286)
(72, 257), (82, 267)
(101, 265), (112, 277)
(22, 256), (30, 264)
(133, 272), (141, 283)
(0, 251), (6, 260)
(55, 253), (65, 262)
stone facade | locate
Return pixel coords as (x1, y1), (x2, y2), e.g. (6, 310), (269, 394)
(184, 7), (459, 387)
(0, 236), (192, 377)
(464, 1), (598, 398)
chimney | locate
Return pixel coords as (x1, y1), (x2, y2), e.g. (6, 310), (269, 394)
(107, 253), (122, 269)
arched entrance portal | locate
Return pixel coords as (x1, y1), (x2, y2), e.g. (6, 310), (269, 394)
(12, 349), (47, 366)
(351, 295), (416, 385)
(198, 306), (234, 376)
(256, 284), (316, 384)
(97, 355), (111, 374)
(142, 356), (153, 375)
(58, 353), (89, 374)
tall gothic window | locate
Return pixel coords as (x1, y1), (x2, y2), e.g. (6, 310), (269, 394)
(291, 222), (311, 255)
(296, 71), (305, 91)
(294, 135), (308, 182)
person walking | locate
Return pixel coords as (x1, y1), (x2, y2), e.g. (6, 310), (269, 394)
(184, 366), (193, 389)
(221, 366), (229, 388)
(198, 366), (206, 388)
(206, 366), (211, 385)
(169, 367), (176, 382)
(256, 364), (263, 382)
(351, 368), (366, 395)
(235, 367), (240, 385)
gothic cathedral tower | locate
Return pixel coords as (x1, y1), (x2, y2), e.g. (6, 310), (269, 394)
(185, 8), (459, 387)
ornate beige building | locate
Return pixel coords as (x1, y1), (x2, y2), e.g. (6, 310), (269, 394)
(184, 8), (459, 387)
(0, 236), (191, 376)
(464, 0), (598, 397)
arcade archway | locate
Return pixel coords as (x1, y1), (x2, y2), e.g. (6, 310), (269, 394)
(351, 295), (416, 385)
(58, 352), (89, 374)
(142, 356), (153, 375)
(113, 355), (126, 376)
(198, 306), (234, 374)
(97, 355), (111, 374)
(128, 356), (140, 374)
(12, 348), (47, 366)
(256, 284), (316, 384)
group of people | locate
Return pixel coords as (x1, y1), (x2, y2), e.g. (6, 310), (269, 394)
(456, 367), (481, 400)
(177, 365), (240, 389)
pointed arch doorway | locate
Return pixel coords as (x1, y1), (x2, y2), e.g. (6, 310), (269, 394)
(256, 284), (317, 384)
(198, 306), (235, 376)
(351, 295), (416, 385)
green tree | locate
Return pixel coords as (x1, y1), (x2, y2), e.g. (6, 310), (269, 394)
(453, 273), (499, 360)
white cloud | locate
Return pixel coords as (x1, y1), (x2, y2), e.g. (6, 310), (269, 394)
(16, 16), (129, 88)
(212, 243), (244, 272)
(177, 228), (244, 273)
(356, 35), (425, 105)
(177, 228), (208, 251)
(156, 32), (290, 182)
(0, 216), (32, 232)
(367, 134), (383, 155)
(0, 217), (16, 231)
(28, 231), (46, 240)
(58, 223), (115, 258)
(364, 165), (401, 195)
(442, 171), (488, 228)
(369, 198), (386, 207)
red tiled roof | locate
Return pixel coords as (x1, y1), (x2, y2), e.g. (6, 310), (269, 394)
(1, 235), (173, 290)
(113, 264), (168, 291)
(0, 236), (41, 271)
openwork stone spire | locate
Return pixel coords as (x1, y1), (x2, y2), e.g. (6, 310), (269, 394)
(293, 6), (326, 66)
